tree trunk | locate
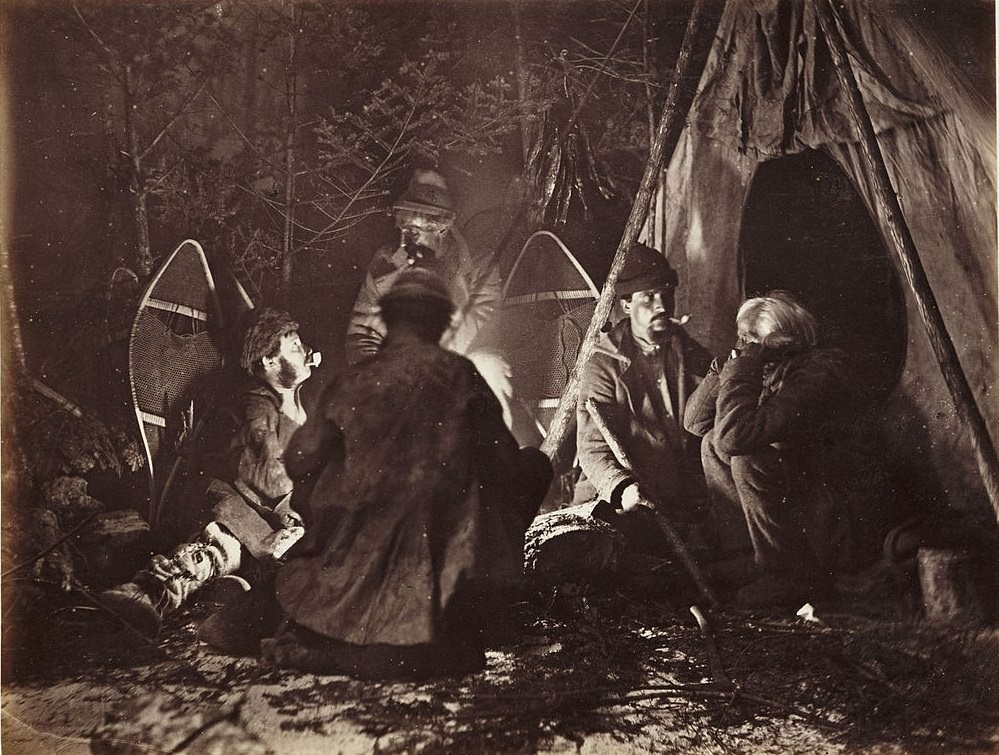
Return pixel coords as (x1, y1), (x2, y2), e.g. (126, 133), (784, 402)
(511, 0), (531, 169)
(641, 0), (659, 248)
(122, 65), (153, 277)
(280, 4), (298, 302)
(242, 10), (260, 146)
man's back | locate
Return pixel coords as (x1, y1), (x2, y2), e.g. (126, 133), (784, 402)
(278, 334), (523, 646)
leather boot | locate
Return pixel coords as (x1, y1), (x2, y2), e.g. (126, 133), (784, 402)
(97, 578), (170, 638)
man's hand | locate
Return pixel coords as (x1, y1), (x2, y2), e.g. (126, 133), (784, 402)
(620, 482), (655, 513)
(736, 341), (767, 361)
(262, 526), (304, 560)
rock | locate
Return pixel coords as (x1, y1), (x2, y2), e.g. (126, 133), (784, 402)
(77, 509), (152, 587)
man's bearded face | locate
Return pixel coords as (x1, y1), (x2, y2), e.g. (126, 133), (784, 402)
(272, 332), (313, 388)
(622, 286), (676, 343)
(396, 213), (448, 257)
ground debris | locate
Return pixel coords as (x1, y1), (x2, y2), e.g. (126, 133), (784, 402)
(3, 573), (998, 754)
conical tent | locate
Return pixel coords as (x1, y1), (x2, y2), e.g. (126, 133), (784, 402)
(651, 0), (996, 519)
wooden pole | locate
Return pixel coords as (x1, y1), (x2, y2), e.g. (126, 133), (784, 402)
(815, 0), (999, 526)
(586, 398), (720, 607)
(539, 0), (726, 461)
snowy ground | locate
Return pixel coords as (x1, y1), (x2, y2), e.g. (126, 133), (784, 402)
(4, 561), (998, 755)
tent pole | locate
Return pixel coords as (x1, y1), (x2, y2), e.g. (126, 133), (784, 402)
(539, 0), (727, 463)
(815, 0), (999, 524)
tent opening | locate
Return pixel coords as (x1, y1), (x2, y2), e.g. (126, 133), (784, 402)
(738, 149), (908, 400)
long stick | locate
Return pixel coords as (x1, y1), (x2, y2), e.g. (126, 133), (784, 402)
(540, 0), (726, 461)
(690, 604), (733, 689)
(814, 0), (999, 526)
(585, 398), (720, 607)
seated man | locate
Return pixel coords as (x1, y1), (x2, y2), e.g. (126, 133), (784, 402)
(574, 242), (711, 546)
(264, 268), (553, 679)
(100, 308), (317, 637)
(346, 167), (516, 428)
(684, 291), (881, 606)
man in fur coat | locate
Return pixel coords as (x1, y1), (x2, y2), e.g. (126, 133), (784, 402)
(684, 291), (881, 606)
(266, 268), (552, 678)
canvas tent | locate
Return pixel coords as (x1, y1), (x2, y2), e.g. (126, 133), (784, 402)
(641, 0), (997, 522)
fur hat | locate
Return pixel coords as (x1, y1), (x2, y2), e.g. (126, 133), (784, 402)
(379, 268), (455, 316)
(392, 169), (457, 224)
(615, 242), (679, 297)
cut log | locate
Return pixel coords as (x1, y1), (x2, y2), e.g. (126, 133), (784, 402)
(917, 547), (986, 628)
(524, 500), (623, 585)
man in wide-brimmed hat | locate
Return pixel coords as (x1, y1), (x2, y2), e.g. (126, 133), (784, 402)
(574, 242), (712, 548)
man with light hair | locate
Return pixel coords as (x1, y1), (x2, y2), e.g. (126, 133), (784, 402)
(685, 291), (880, 607)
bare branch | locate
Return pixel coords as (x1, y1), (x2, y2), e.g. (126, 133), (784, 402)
(291, 84), (424, 255)
(70, 3), (124, 82)
(137, 80), (208, 162)
(205, 88), (288, 177)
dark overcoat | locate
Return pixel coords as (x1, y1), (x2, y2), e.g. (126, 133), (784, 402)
(275, 333), (528, 647)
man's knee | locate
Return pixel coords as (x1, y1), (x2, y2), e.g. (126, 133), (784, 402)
(701, 430), (736, 494)
(730, 449), (784, 493)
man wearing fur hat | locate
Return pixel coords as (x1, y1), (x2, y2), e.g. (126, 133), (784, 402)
(574, 243), (711, 542)
(267, 268), (552, 678)
(346, 168), (513, 425)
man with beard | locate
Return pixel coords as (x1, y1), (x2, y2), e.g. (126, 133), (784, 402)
(99, 308), (317, 638)
(263, 269), (552, 678)
(574, 243), (711, 548)
(345, 168), (515, 428)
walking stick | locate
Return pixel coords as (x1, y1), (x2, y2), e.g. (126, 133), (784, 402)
(584, 397), (720, 608)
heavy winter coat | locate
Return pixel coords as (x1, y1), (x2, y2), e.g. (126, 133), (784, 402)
(345, 229), (501, 364)
(209, 383), (303, 560)
(574, 318), (711, 507)
(684, 346), (867, 462)
(275, 333), (531, 647)
(684, 345), (882, 567)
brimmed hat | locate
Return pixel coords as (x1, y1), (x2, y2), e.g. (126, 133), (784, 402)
(392, 169), (456, 224)
(379, 268), (455, 315)
(615, 242), (678, 297)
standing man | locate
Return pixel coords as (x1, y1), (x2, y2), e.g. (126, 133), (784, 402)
(574, 243), (711, 540)
(684, 291), (881, 606)
(267, 269), (552, 678)
(346, 168), (514, 426)
(99, 308), (317, 637)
